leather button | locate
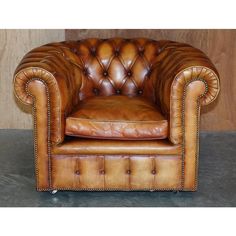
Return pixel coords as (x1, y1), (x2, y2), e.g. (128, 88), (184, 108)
(116, 89), (121, 95)
(72, 48), (77, 53)
(137, 89), (143, 95)
(90, 48), (96, 56)
(146, 69), (152, 77)
(156, 48), (162, 55)
(114, 49), (120, 56)
(75, 170), (80, 175)
(151, 170), (156, 175)
(83, 68), (88, 76)
(138, 48), (144, 55)
(93, 88), (99, 95)
(100, 170), (105, 175)
(126, 170), (131, 175)
(103, 71), (108, 77)
(127, 71), (132, 77)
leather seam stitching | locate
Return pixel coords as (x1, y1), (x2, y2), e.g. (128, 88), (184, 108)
(181, 77), (209, 190)
(25, 77), (53, 190)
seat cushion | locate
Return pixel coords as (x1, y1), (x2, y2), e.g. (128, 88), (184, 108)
(65, 95), (168, 140)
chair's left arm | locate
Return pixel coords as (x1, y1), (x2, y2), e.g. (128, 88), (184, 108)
(155, 41), (220, 190)
(156, 41), (220, 145)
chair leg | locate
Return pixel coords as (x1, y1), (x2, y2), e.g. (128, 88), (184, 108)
(50, 190), (58, 195)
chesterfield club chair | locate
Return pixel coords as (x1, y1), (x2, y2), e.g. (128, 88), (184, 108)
(13, 38), (220, 193)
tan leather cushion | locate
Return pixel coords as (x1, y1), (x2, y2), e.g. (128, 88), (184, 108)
(65, 95), (168, 140)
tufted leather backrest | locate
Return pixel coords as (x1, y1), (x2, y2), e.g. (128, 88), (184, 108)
(62, 38), (167, 101)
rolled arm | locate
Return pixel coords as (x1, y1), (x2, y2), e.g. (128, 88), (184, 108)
(155, 41), (220, 144)
(13, 42), (83, 144)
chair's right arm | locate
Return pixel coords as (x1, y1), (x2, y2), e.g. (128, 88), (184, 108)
(13, 42), (82, 190)
(13, 42), (82, 144)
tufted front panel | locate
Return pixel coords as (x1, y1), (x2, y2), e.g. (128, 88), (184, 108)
(62, 38), (165, 101)
(51, 154), (182, 190)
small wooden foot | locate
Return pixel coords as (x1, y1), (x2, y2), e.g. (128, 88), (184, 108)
(50, 190), (58, 195)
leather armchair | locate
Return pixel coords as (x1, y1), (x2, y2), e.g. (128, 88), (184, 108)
(13, 38), (220, 192)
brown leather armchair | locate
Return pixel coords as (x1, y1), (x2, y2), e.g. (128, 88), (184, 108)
(13, 38), (220, 193)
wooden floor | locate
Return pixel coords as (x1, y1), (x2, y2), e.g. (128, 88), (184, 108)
(0, 130), (235, 207)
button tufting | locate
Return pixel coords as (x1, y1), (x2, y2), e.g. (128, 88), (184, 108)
(151, 170), (156, 175)
(126, 170), (131, 175)
(75, 170), (80, 175)
(116, 89), (121, 95)
(93, 88), (99, 95)
(100, 170), (105, 175)
(103, 71), (108, 77)
(137, 89), (143, 95)
(62, 39), (168, 101)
